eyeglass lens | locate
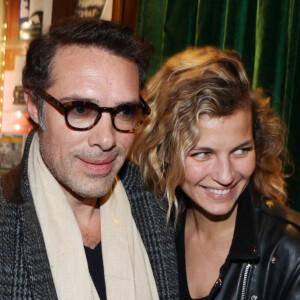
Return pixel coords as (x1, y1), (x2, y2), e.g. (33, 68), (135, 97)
(66, 103), (144, 131)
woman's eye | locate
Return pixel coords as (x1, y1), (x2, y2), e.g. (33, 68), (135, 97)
(234, 147), (253, 155)
(191, 152), (211, 160)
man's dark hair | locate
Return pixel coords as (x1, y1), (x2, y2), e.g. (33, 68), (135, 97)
(23, 17), (153, 93)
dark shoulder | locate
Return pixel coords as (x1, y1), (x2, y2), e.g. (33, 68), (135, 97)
(0, 163), (24, 205)
(0, 174), (6, 207)
(258, 198), (300, 229)
(257, 198), (300, 251)
(0, 173), (21, 229)
(256, 198), (300, 284)
(118, 160), (168, 211)
(118, 159), (145, 191)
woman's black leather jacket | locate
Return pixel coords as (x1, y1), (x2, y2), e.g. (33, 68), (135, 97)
(177, 183), (300, 300)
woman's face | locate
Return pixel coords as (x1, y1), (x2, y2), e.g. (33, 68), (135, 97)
(180, 108), (256, 217)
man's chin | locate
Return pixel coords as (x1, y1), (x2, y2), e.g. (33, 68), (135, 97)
(58, 174), (115, 201)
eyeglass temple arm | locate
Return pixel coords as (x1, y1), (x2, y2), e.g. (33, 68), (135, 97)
(37, 90), (65, 111)
(139, 96), (151, 114)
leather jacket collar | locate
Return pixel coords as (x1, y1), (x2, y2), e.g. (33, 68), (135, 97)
(227, 183), (260, 262)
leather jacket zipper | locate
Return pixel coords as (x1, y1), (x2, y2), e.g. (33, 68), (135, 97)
(241, 263), (251, 300)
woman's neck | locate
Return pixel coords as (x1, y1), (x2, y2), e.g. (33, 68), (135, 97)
(186, 202), (238, 240)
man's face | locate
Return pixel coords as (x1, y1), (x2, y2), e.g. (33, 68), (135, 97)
(37, 45), (139, 200)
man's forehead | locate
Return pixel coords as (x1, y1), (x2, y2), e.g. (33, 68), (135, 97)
(48, 44), (140, 106)
(51, 45), (138, 78)
(53, 45), (134, 67)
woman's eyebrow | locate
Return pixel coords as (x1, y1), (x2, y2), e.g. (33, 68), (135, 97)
(231, 140), (254, 152)
(190, 146), (212, 152)
(191, 141), (254, 152)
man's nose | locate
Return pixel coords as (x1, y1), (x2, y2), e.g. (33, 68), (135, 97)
(88, 112), (116, 151)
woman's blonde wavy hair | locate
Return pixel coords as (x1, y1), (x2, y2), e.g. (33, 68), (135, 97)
(131, 46), (291, 221)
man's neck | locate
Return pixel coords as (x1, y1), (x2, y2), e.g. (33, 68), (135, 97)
(64, 192), (102, 249)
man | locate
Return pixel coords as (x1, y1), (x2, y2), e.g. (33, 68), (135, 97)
(0, 18), (178, 300)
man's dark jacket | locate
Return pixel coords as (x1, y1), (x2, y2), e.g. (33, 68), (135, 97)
(0, 130), (179, 300)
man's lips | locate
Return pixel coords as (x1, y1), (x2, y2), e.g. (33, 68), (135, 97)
(78, 156), (117, 174)
(80, 156), (116, 165)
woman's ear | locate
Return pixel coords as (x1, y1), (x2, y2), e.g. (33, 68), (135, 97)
(24, 89), (40, 125)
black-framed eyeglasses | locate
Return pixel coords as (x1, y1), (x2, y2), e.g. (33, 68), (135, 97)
(38, 90), (151, 132)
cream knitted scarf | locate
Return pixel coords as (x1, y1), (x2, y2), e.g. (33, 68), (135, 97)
(28, 132), (159, 300)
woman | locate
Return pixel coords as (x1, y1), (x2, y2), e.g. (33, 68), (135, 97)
(131, 47), (300, 299)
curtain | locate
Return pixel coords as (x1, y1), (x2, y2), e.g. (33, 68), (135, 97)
(136, 0), (300, 211)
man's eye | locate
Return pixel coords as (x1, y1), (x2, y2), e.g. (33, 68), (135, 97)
(68, 104), (96, 118)
(117, 105), (138, 118)
(73, 106), (87, 114)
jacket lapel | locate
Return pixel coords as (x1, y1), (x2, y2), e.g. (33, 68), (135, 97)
(1, 129), (57, 299)
(119, 160), (179, 300)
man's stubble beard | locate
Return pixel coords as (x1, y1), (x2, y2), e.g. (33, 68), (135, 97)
(39, 134), (127, 200)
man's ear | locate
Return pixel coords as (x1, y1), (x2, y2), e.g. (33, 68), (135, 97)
(24, 89), (40, 125)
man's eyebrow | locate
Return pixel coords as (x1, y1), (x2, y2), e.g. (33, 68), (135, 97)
(60, 96), (140, 106)
(59, 96), (91, 102)
(114, 99), (140, 106)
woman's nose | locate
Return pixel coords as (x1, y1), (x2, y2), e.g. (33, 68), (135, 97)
(212, 157), (234, 186)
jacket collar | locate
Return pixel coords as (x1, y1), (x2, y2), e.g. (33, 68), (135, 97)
(0, 128), (58, 299)
(227, 182), (260, 262)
